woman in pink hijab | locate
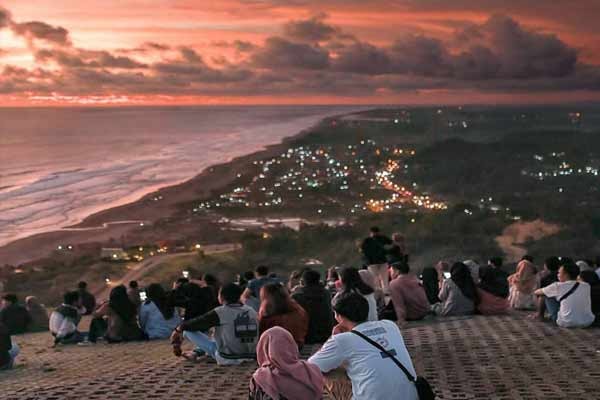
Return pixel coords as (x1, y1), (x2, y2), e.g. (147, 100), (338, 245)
(250, 326), (324, 400)
(508, 260), (538, 310)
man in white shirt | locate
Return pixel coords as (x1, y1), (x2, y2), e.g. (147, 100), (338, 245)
(49, 291), (85, 345)
(535, 261), (595, 328)
(308, 292), (418, 400)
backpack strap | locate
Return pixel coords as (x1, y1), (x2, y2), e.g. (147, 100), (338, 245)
(351, 329), (415, 383)
(558, 282), (580, 303)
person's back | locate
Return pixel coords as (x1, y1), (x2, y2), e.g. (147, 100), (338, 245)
(0, 322), (12, 370)
(213, 303), (259, 362)
(25, 297), (49, 332)
(291, 270), (334, 344)
(0, 296), (31, 335)
(543, 280), (595, 328)
(77, 282), (96, 315)
(479, 266), (509, 299)
(309, 293), (418, 400)
(389, 263), (429, 322)
(361, 235), (390, 265)
(127, 281), (142, 309)
(140, 301), (181, 339)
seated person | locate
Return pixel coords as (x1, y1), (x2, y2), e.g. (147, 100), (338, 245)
(434, 262), (478, 316)
(420, 266), (441, 305)
(0, 294), (31, 335)
(463, 260), (481, 284)
(49, 291), (85, 345)
(171, 283), (258, 365)
(308, 292), (419, 400)
(25, 296), (49, 332)
(250, 326), (324, 400)
(140, 283), (181, 340)
(534, 261), (595, 328)
(0, 321), (20, 370)
(127, 280), (142, 310)
(241, 265), (277, 309)
(579, 270), (600, 319)
(291, 269), (334, 344)
(170, 278), (217, 320)
(89, 285), (144, 343)
(387, 262), (429, 323)
(477, 257), (509, 315)
(533, 257), (561, 320)
(333, 268), (378, 322)
(77, 281), (96, 315)
(508, 260), (538, 310)
(259, 283), (308, 348)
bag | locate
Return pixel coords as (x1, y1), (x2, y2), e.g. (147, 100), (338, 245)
(351, 330), (435, 400)
(558, 282), (580, 303)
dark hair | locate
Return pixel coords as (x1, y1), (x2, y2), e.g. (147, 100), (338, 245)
(579, 270), (600, 286)
(129, 280), (139, 289)
(488, 257), (503, 268)
(109, 285), (137, 322)
(220, 283), (242, 304)
(2, 294), (17, 304)
(545, 256), (561, 272)
(391, 261), (410, 274)
(450, 262), (479, 304)
(176, 277), (189, 286)
(243, 270), (255, 281)
(255, 265), (269, 276)
(562, 261), (580, 280)
(78, 281), (88, 290)
(259, 283), (293, 317)
(521, 255), (534, 263)
(369, 226), (380, 234)
(302, 269), (321, 286)
(421, 267), (440, 304)
(333, 292), (369, 323)
(341, 267), (374, 296)
(146, 283), (174, 320)
(64, 291), (80, 306)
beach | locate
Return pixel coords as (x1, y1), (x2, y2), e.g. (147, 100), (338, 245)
(0, 107), (361, 266)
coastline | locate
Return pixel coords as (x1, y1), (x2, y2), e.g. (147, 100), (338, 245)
(0, 110), (362, 266)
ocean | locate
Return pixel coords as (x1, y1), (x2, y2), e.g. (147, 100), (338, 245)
(0, 105), (361, 247)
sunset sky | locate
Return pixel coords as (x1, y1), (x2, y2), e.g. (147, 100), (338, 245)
(1, 0), (600, 106)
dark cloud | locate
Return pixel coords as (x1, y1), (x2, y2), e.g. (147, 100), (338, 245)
(35, 49), (147, 69)
(251, 37), (330, 70)
(11, 21), (71, 46)
(389, 35), (453, 77)
(0, 7), (10, 29)
(283, 14), (338, 42)
(332, 42), (391, 75)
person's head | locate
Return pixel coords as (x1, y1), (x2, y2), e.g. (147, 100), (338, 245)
(521, 255), (534, 263)
(129, 280), (139, 290)
(219, 283), (243, 305)
(288, 270), (302, 288)
(109, 285), (137, 321)
(436, 260), (450, 272)
(392, 232), (404, 243)
(243, 270), (255, 281)
(146, 283), (174, 319)
(340, 267), (374, 295)
(25, 296), (41, 309)
(78, 281), (88, 290)
(390, 261), (410, 279)
(544, 256), (561, 273)
(450, 262), (479, 303)
(63, 290), (80, 307)
(257, 326), (300, 366)
(255, 265), (269, 278)
(576, 260), (592, 272)
(259, 283), (293, 317)
(202, 273), (219, 287)
(579, 270), (600, 286)
(1, 294), (17, 308)
(333, 292), (369, 329)
(488, 257), (503, 268)
(558, 261), (580, 282)
(369, 226), (380, 237)
(302, 269), (321, 287)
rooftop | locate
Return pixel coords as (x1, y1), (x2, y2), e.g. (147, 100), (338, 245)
(2, 314), (599, 399)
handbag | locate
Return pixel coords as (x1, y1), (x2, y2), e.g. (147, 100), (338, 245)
(351, 329), (435, 400)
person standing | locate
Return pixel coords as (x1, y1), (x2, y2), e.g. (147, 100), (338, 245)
(360, 227), (392, 294)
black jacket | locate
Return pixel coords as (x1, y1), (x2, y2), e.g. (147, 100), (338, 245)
(0, 303), (31, 335)
(361, 235), (392, 265)
(291, 284), (334, 344)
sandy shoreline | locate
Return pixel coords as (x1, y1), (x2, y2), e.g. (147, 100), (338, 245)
(0, 111), (352, 266)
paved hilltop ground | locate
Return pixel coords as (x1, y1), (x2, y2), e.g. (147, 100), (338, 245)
(2, 314), (600, 400)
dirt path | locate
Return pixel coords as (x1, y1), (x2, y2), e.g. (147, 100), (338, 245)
(93, 243), (240, 300)
(495, 219), (560, 263)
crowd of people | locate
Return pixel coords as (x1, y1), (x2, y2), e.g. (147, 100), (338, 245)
(2, 225), (600, 399)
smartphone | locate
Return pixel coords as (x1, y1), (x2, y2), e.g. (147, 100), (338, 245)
(139, 290), (147, 302)
(443, 272), (451, 279)
(182, 270), (190, 279)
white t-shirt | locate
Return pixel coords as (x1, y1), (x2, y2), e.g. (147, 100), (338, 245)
(308, 320), (418, 400)
(333, 292), (378, 322)
(542, 281), (595, 328)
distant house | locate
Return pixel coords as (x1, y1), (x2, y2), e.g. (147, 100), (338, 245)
(101, 248), (130, 261)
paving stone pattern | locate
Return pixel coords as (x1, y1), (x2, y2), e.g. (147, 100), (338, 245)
(2, 314), (600, 399)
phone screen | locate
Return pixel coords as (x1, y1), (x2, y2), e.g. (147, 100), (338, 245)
(182, 270), (190, 279)
(443, 272), (451, 279)
(139, 290), (147, 302)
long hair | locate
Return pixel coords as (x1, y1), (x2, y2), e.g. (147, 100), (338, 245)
(146, 283), (175, 320)
(109, 285), (137, 322)
(450, 262), (479, 304)
(340, 267), (374, 296)
(259, 283), (294, 318)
